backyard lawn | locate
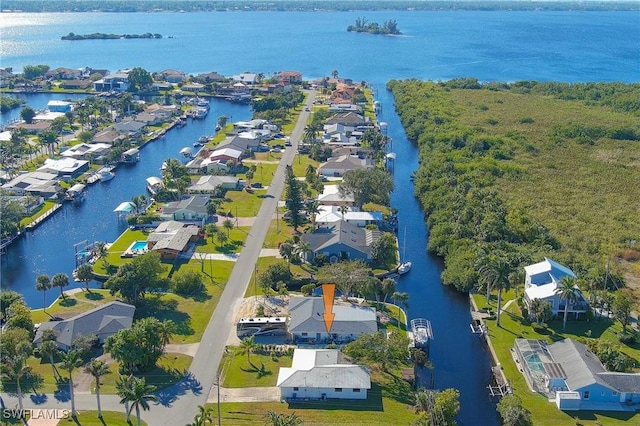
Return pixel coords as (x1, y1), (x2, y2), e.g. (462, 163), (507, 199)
(220, 351), (293, 388)
(475, 293), (640, 426)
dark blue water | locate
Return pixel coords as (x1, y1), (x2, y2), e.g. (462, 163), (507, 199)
(1, 98), (251, 303)
(2, 10), (638, 425)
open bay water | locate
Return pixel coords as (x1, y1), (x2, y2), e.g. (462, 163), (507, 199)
(1, 10), (638, 425)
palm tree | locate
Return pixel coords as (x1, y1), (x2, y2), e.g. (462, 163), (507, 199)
(264, 410), (302, 426)
(38, 129), (59, 158)
(556, 276), (582, 329)
(338, 204), (349, 220)
(95, 242), (108, 268)
(39, 330), (62, 381)
(51, 273), (70, 299)
(116, 375), (134, 422)
(279, 240), (295, 271)
(84, 359), (110, 418)
(223, 218), (234, 237)
(294, 240), (312, 264)
(190, 405), (214, 426)
(331, 69), (339, 79)
(392, 291), (409, 326)
(119, 376), (158, 426)
(216, 231), (228, 248)
(75, 263), (94, 292)
(131, 195), (147, 214)
(238, 335), (257, 368)
(478, 256), (512, 327)
(36, 273), (51, 314)
(59, 349), (84, 417)
(1, 356), (31, 415)
(217, 115), (228, 129)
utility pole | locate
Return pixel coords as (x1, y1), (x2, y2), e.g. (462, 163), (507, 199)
(216, 369), (222, 426)
(275, 205), (279, 233)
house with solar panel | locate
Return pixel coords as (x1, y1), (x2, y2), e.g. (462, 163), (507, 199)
(514, 338), (640, 411)
(277, 348), (371, 400)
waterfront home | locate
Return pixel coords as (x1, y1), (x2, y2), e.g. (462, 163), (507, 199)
(159, 69), (186, 83)
(114, 119), (146, 137)
(318, 154), (374, 177)
(60, 79), (93, 90)
(11, 120), (52, 135)
(277, 71), (303, 85)
(93, 71), (130, 92)
(147, 221), (201, 260)
(523, 258), (589, 317)
(317, 184), (355, 207)
(46, 100), (74, 113)
(181, 83), (205, 92)
(193, 71), (225, 83)
(328, 103), (362, 113)
(61, 143), (112, 163)
(45, 67), (82, 80)
(277, 348), (371, 401)
(299, 220), (380, 264)
(315, 205), (382, 227)
(161, 194), (210, 221)
(288, 296), (377, 343)
(217, 134), (261, 154)
(2, 171), (61, 198)
(232, 73), (259, 85)
(91, 128), (125, 145)
(514, 338), (640, 411)
(325, 112), (369, 127)
(186, 175), (240, 194)
(37, 157), (90, 178)
(33, 301), (135, 351)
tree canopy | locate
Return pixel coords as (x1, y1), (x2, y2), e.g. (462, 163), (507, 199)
(339, 168), (394, 208)
(104, 252), (168, 305)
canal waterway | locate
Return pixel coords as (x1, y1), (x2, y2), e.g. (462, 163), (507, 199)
(1, 9), (636, 424)
(1, 95), (251, 307)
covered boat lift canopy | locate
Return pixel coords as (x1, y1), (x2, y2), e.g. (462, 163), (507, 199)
(114, 201), (136, 216)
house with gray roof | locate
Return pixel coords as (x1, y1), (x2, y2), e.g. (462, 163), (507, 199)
(2, 171), (62, 198)
(277, 348), (371, 400)
(318, 154), (374, 177)
(34, 301), (135, 350)
(287, 296), (377, 343)
(300, 220), (380, 264)
(147, 222), (200, 260)
(114, 119), (146, 137)
(161, 194), (210, 221)
(187, 175), (239, 194)
(514, 338), (640, 411)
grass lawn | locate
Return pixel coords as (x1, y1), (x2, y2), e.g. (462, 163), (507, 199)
(219, 190), (267, 217)
(245, 257), (310, 298)
(32, 294), (96, 324)
(206, 365), (419, 426)
(475, 293), (640, 426)
(53, 411), (145, 426)
(220, 351), (293, 388)
(291, 154), (319, 177)
(262, 219), (296, 249)
(20, 201), (59, 227)
(196, 226), (249, 255)
(94, 229), (147, 273)
(97, 353), (192, 394)
(135, 259), (234, 344)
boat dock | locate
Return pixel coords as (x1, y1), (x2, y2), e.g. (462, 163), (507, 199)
(409, 318), (433, 354)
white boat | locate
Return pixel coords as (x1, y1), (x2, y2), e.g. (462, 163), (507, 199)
(398, 261), (412, 275)
(194, 107), (208, 119)
(99, 167), (115, 182)
(398, 227), (411, 275)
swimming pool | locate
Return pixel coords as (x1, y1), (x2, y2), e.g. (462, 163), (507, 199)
(131, 241), (148, 251)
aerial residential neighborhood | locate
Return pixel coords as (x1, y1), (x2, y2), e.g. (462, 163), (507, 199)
(1, 5), (639, 426)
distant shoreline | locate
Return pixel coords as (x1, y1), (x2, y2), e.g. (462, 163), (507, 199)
(61, 32), (163, 41)
(2, 0), (638, 13)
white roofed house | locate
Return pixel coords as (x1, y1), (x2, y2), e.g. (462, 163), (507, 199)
(187, 175), (240, 194)
(160, 194), (210, 221)
(318, 154), (374, 178)
(523, 258), (589, 317)
(277, 349), (371, 401)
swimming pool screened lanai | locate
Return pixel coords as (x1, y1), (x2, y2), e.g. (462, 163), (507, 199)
(513, 339), (565, 397)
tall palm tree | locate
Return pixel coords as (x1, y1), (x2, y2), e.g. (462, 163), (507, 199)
(39, 330), (62, 382)
(95, 242), (108, 268)
(84, 359), (110, 418)
(478, 256), (512, 327)
(338, 204), (349, 220)
(75, 263), (94, 292)
(392, 291), (409, 325)
(279, 240), (295, 271)
(116, 375), (134, 422)
(294, 240), (312, 264)
(51, 273), (70, 299)
(59, 349), (84, 417)
(119, 376), (158, 426)
(238, 336), (257, 368)
(556, 276), (582, 330)
(223, 218), (234, 237)
(36, 274), (51, 315)
(1, 356), (31, 415)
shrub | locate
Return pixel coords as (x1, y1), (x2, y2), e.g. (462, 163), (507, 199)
(171, 270), (203, 295)
(619, 333), (636, 345)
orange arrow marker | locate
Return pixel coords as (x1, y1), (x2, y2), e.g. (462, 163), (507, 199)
(322, 283), (336, 333)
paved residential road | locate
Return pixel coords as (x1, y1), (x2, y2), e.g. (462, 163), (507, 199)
(2, 91), (317, 425)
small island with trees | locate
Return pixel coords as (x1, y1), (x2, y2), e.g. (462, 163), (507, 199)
(61, 32), (162, 41)
(347, 17), (401, 35)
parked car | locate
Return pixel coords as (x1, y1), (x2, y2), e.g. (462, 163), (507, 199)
(251, 182), (263, 188)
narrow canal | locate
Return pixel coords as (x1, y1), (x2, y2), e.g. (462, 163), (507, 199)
(2, 91), (497, 424)
(0, 94), (252, 307)
(377, 87), (498, 425)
